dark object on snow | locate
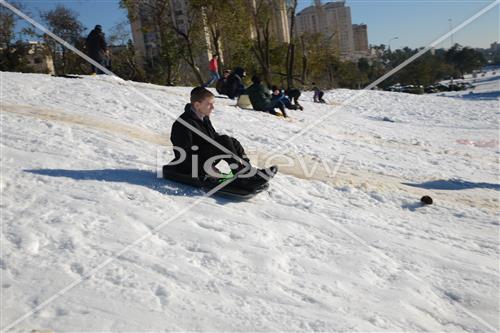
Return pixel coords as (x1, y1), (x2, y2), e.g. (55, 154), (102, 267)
(51, 74), (82, 79)
(382, 117), (395, 122)
(421, 195), (433, 205)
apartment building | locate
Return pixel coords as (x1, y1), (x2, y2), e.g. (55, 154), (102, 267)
(352, 24), (369, 55)
(267, 0), (290, 44)
(295, 0), (368, 59)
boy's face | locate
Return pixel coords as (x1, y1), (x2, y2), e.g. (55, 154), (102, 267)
(193, 96), (215, 117)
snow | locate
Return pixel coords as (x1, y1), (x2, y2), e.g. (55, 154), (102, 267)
(435, 66), (500, 101)
(1, 69), (499, 332)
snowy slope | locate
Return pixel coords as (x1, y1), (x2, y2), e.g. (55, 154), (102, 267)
(1, 71), (498, 332)
(435, 66), (500, 100)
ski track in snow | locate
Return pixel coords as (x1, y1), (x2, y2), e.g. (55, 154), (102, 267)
(1, 71), (499, 332)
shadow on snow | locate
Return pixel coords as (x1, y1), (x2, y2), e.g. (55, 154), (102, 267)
(403, 179), (500, 191)
(458, 90), (500, 101)
(24, 168), (234, 204)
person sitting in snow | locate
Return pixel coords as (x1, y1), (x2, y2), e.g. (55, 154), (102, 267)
(271, 86), (303, 111)
(166, 87), (276, 187)
(312, 83), (326, 103)
(216, 69), (231, 95)
(246, 76), (288, 118)
(224, 67), (246, 100)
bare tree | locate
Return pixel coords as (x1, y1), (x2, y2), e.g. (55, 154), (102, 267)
(108, 20), (131, 46)
(39, 5), (85, 75)
(169, 4), (205, 85)
(0, 2), (17, 48)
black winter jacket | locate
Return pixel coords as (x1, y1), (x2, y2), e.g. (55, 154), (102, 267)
(170, 104), (223, 175)
(86, 29), (107, 60)
(225, 67), (245, 99)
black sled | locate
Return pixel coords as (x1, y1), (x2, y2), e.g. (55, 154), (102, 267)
(162, 164), (271, 200)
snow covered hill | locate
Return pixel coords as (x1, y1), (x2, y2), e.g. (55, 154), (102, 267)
(435, 66), (500, 100)
(1, 71), (498, 332)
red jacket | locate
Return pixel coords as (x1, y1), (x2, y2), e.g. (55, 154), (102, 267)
(209, 58), (218, 72)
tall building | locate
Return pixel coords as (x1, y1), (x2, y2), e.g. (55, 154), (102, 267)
(268, 0), (290, 43)
(296, 0), (365, 59)
(352, 24), (369, 55)
(128, 0), (210, 70)
(490, 42), (499, 52)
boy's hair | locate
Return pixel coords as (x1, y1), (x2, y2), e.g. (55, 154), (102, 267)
(251, 75), (261, 84)
(190, 86), (214, 104)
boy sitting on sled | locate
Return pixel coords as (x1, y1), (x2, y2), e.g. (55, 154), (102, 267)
(164, 87), (277, 190)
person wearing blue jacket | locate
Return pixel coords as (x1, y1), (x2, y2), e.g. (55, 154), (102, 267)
(271, 86), (303, 111)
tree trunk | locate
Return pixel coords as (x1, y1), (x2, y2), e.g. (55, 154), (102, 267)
(300, 36), (307, 84)
(286, 43), (295, 89)
(285, 0), (297, 89)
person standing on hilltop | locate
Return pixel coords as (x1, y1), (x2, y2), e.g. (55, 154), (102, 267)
(86, 25), (108, 75)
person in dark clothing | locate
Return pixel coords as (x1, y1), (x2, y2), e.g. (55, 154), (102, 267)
(285, 88), (303, 109)
(271, 86), (303, 111)
(312, 83), (326, 103)
(216, 69), (231, 95)
(86, 25), (107, 74)
(168, 87), (276, 185)
(246, 76), (287, 117)
(224, 67), (246, 99)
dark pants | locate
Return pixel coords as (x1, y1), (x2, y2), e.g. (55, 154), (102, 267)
(264, 99), (287, 117)
(209, 135), (269, 188)
(204, 135), (250, 174)
(314, 91), (325, 103)
(286, 89), (301, 106)
(90, 54), (105, 74)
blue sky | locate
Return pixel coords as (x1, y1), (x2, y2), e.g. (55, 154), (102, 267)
(12, 0), (499, 49)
